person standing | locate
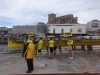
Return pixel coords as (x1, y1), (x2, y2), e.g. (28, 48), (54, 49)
(22, 40), (35, 73)
(67, 37), (74, 59)
(38, 37), (43, 59)
(58, 37), (62, 54)
(22, 37), (29, 57)
(33, 38), (37, 55)
(53, 38), (57, 54)
(49, 38), (55, 59)
(86, 35), (92, 53)
(46, 46), (49, 55)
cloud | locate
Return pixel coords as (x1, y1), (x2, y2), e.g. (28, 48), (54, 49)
(0, 0), (100, 27)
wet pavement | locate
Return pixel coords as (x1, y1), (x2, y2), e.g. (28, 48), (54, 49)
(0, 49), (100, 74)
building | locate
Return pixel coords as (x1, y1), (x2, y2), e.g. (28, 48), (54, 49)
(47, 24), (86, 36)
(86, 20), (100, 35)
(47, 13), (78, 24)
(11, 22), (47, 37)
(8, 28), (13, 34)
(35, 22), (47, 37)
(0, 27), (8, 36)
(12, 25), (36, 34)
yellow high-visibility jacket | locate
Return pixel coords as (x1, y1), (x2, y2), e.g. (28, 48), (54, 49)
(38, 40), (43, 50)
(67, 40), (73, 48)
(49, 40), (55, 47)
(22, 42), (35, 59)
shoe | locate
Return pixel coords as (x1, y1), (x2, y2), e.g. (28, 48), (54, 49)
(68, 57), (70, 59)
(31, 69), (33, 71)
(51, 58), (53, 59)
(70, 57), (73, 59)
(26, 71), (31, 73)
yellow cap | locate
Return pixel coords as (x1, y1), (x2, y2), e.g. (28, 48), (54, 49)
(27, 40), (33, 43)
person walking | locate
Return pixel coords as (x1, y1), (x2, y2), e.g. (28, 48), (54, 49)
(38, 37), (43, 59)
(22, 40), (35, 73)
(49, 38), (55, 59)
(67, 37), (74, 59)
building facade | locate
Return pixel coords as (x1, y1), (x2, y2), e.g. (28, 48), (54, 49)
(86, 20), (100, 35)
(0, 27), (8, 36)
(12, 25), (36, 34)
(11, 22), (47, 37)
(47, 13), (78, 24)
(8, 28), (13, 34)
(7, 19), (100, 37)
(47, 24), (86, 36)
(35, 23), (47, 37)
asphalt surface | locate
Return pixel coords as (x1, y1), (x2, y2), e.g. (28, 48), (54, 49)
(0, 48), (100, 74)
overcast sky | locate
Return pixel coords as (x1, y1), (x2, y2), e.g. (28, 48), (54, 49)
(0, 0), (100, 28)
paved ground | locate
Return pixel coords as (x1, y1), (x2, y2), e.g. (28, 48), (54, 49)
(0, 48), (100, 74)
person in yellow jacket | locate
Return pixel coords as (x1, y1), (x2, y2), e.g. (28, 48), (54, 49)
(67, 37), (74, 59)
(22, 37), (29, 57)
(49, 38), (55, 59)
(38, 37), (43, 59)
(22, 40), (35, 73)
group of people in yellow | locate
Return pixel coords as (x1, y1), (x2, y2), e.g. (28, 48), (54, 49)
(22, 37), (74, 73)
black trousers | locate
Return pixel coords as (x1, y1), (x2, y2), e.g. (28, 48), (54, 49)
(26, 59), (34, 71)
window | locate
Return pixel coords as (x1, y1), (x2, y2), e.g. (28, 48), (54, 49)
(61, 28), (64, 33)
(70, 28), (72, 32)
(92, 23), (98, 28)
(53, 28), (55, 33)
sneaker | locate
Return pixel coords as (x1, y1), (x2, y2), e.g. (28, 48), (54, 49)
(68, 57), (70, 59)
(70, 57), (73, 59)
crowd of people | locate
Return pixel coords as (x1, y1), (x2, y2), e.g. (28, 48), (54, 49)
(22, 36), (74, 73)
(22, 36), (93, 73)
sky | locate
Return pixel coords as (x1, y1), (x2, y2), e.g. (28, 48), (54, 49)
(0, 0), (100, 28)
